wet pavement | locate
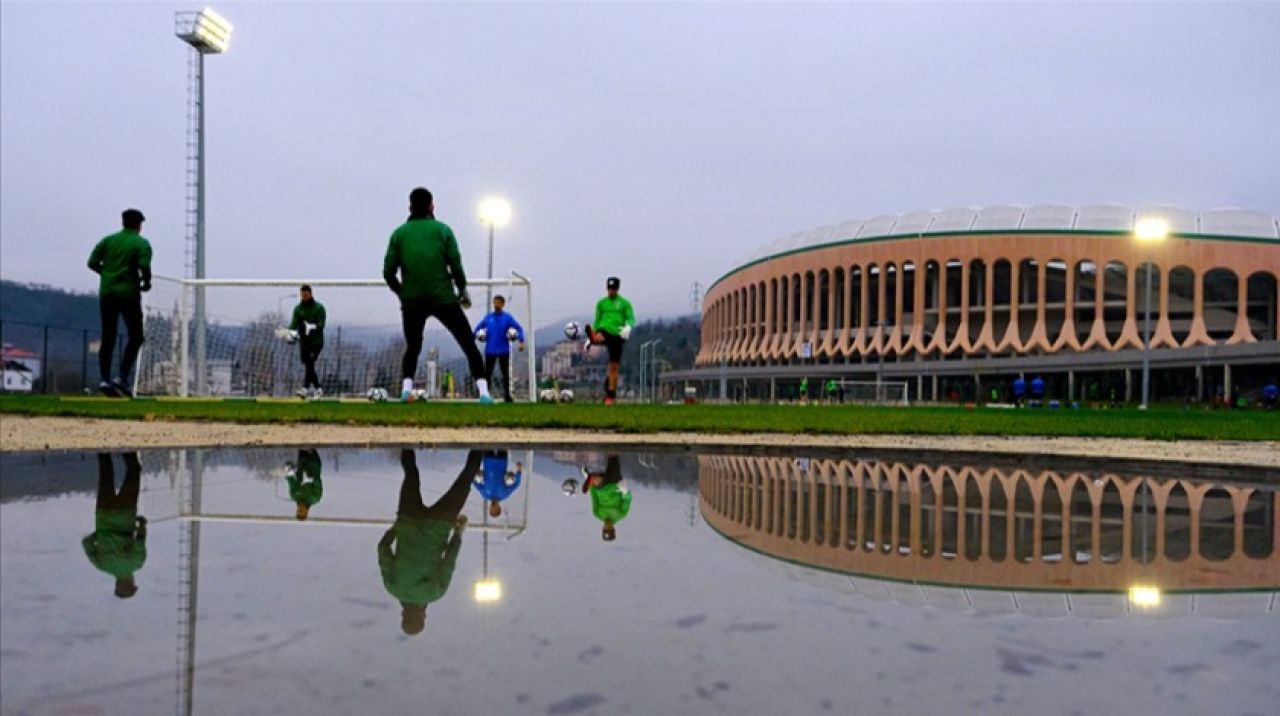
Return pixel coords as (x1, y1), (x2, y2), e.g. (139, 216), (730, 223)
(1, 447), (1277, 715)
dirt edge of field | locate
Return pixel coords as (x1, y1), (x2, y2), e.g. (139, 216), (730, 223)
(2, 415), (1278, 468)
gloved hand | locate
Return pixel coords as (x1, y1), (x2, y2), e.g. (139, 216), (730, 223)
(287, 330), (299, 344)
(619, 325), (633, 341)
(458, 290), (472, 309)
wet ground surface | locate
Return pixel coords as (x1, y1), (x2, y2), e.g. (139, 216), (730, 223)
(1, 447), (1277, 716)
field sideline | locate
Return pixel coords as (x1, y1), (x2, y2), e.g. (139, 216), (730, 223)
(2, 394), (1278, 442)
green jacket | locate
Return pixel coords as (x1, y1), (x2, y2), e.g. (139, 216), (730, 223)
(88, 230), (152, 299)
(383, 218), (467, 305)
(83, 510), (146, 579)
(289, 300), (327, 349)
(593, 295), (636, 335)
(590, 482), (632, 524)
(287, 475), (323, 507)
(378, 518), (462, 606)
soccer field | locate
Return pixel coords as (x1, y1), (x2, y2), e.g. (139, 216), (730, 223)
(2, 395), (1278, 442)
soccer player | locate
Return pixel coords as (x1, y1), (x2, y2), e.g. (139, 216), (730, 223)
(584, 276), (635, 405)
(87, 209), (152, 398)
(378, 449), (481, 636)
(472, 449), (522, 517)
(82, 452), (147, 599)
(383, 187), (491, 403)
(286, 448), (323, 521)
(583, 454), (631, 541)
(289, 284), (326, 399)
(473, 294), (526, 402)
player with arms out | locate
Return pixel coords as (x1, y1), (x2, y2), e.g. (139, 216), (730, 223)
(383, 187), (491, 403)
(583, 276), (635, 405)
(473, 294), (525, 403)
(87, 208), (152, 398)
(287, 284), (326, 399)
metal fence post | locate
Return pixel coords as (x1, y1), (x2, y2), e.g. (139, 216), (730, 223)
(335, 326), (342, 396)
(42, 325), (50, 393)
(82, 329), (89, 392)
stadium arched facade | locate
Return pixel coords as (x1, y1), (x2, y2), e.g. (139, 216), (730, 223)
(673, 205), (1280, 404)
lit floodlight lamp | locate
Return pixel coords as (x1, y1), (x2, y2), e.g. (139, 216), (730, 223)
(473, 578), (503, 603)
(1134, 217), (1169, 243)
(176, 7), (233, 54)
(1128, 584), (1162, 609)
(478, 197), (513, 228)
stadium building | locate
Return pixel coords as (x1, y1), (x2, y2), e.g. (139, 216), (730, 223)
(674, 205), (1280, 404)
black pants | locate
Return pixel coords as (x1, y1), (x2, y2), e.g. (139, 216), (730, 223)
(397, 449), (483, 520)
(97, 452), (142, 512)
(484, 353), (513, 401)
(400, 300), (485, 382)
(300, 344), (322, 389)
(99, 295), (144, 384)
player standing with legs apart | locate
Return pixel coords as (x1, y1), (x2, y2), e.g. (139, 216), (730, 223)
(383, 188), (492, 403)
(584, 277), (635, 405)
(87, 209), (151, 398)
(288, 284), (326, 399)
(473, 294), (525, 403)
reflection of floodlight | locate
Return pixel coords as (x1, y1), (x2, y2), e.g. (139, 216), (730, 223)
(177, 7), (233, 54)
(1134, 217), (1169, 243)
(1128, 585), (1162, 609)
(474, 578), (502, 603)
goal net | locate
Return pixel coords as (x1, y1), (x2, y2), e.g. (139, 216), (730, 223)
(135, 274), (536, 400)
(834, 380), (910, 406)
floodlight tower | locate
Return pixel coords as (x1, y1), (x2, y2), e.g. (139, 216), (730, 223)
(175, 8), (232, 395)
(478, 197), (512, 307)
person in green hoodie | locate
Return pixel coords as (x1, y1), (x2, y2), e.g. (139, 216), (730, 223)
(83, 452), (147, 599)
(383, 187), (492, 404)
(379, 449), (483, 635)
(584, 454), (631, 541)
(288, 285), (327, 399)
(584, 276), (636, 405)
(286, 448), (323, 521)
(87, 208), (152, 398)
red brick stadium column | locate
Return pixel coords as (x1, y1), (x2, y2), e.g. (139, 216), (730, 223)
(1052, 259), (1080, 351)
(819, 270), (839, 358)
(907, 259), (928, 354)
(995, 258), (1022, 352)
(1151, 262), (1178, 349)
(886, 264), (906, 355)
(1226, 272), (1256, 345)
(974, 257), (997, 353)
(1182, 268), (1213, 347)
(1082, 258), (1111, 351)
(1113, 258), (1144, 350)
(1025, 258), (1052, 352)
(852, 265), (870, 357)
(948, 260), (972, 354)
(835, 268), (854, 358)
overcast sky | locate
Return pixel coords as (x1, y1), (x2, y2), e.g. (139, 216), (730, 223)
(2, 1), (1277, 324)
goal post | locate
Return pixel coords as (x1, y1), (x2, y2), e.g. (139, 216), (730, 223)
(835, 380), (910, 406)
(138, 273), (536, 400)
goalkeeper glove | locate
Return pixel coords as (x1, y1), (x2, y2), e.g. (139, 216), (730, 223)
(619, 325), (633, 341)
(288, 330), (299, 344)
(459, 290), (472, 309)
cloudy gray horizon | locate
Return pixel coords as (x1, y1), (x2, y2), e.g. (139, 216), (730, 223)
(2, 1), (1277, 324)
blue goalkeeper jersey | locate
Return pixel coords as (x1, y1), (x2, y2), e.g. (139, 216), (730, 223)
(473, 311), (525, 356)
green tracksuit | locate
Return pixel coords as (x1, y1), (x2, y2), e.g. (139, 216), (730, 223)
(378, 519), (462, 606)
(593, 295), (635, 336)
(383, 218), (467, 305)
(289, 300), (327, 349)
(591, 482), (632, 524)
(287, 451), (324, 507)
(87, 230), (153, 298)
(82, 511), (146, 580)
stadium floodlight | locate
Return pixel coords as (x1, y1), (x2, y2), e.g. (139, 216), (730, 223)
(478, 197), (512, 305)
(174, 7), (233, 396)
(473, 577), (502, 603)
(1134, 216), (1169, 410)
(176, 7), (233, 54)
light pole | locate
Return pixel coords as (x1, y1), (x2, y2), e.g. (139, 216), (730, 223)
(175, 8), (232, 396)
(478, 197), (512, 307)
(1134, 217), (1169, 410)
(650, 338), (662, 403)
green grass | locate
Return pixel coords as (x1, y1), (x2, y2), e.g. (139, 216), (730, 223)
(2, 394), (1278, 441)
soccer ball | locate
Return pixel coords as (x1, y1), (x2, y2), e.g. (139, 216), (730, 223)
(561, 478), (579, 496)
(476, 328), (487, 343)
(558, 389), (575, 403)
(410, 388), (429, 402)
(538, 389), (558, 403)
(506, 327), (519, 341)
(564, 321), (581, 340)
(366, 387), (390, 402)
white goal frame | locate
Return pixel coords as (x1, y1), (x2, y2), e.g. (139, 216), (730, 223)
(145, 272), (537, 401)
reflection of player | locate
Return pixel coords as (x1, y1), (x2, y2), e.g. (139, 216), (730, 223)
(472, 449), (522, 517)
(378, 449), (482, 635)
(583, 277), (635, 405)
(82, 452), (147, 598)
(289, 284), (327, 398)
(584, 454), (631, 541)
(287, 448), (323, 521)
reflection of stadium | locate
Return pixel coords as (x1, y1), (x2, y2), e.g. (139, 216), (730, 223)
(698, 455), (1278, 617)
(680, 205), (1280, 402)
